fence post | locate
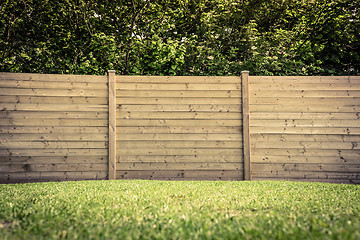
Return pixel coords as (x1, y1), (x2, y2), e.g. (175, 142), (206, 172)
(108, 70), (116, 180)
(241, 71), (251, 180)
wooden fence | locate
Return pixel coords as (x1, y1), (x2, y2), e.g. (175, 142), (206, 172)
(0, 72), (359, 183)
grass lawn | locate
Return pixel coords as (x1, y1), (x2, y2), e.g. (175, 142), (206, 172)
(0, 180), (359, 240)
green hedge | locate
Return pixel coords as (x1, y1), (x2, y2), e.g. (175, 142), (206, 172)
(1, 0), (359, 76)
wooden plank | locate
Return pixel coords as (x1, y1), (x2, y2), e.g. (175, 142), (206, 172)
(0, 156), (107, 164)
(117, 97), (240, 105)
(241, 71), (251, 180)
(108, 70), (116, 180)
(116, 170), (243, 180)
(249, 76), (360, 84)
(252, 141), (360, 150)
(118, 148), (242, 156)
(118, 83), (240, 91)
(116, 76), (241, 84)
(251, 97), (360, 105)
(252, 163), (360, 173)
(117, 111), (242, 120)
(0, 149), (108, 156)
(0, 96), (107, 104)
(118, 133), (242, 141)
(0, 88), (107, 97)
(0, 163), (108, 172)
(117, 126), (242, 134)
(0, 119), (108, 126)
(250, 83), (360, 90)
(117, 119), (242, 127)
(250, 104), (360, 112)
(250, 90), (360, 97)
(251, 126), (360, 135)
(252, 134), (360, 142)
(118, 104), (241, 112)
(251, 119), (360, 128)
(117, 155), (242, 163)
(251, 148), (360, 157)
(117, 90), (241, 98)
(0, 111), (107, 119)
(0, 80), (107, 90)
(0, 126), (108, 134)
(1, 133), (107, 141)
(0, 141), (107, 149)
(251, 172), (360, 181)
(251, 112), (360, 120)
(117, 140), (242, 149)
(118, 162), (243, 171)
(251, 155), (360, 165)
(0, 72), (107, 83)
(1, 103), (108, 112)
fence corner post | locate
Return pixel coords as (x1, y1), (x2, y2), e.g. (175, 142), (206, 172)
(108, 70), (116, 180)
(241, 71), (251, 181)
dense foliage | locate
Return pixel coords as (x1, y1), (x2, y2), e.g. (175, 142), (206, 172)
(1, 180), (360, 239)
(1, 0), (359, 76)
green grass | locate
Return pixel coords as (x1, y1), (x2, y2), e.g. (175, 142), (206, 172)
(0, 180), (359, 240)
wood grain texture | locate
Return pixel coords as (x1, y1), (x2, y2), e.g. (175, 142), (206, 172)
(108, 70), (116, 180)
(241, 71), (251, 180)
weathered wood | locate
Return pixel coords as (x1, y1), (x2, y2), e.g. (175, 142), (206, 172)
(250, 90), (360, 98)
(116, 76), (241, 84)
(252, 133), (360, 142)
(0, 141), (107, 149)
(249, 76), (360, 84)
(0, 72), (107, 83)
(108, 70), (116, 180)
(0, 126), (108, 134)
(117, 119), (242, 127)
(241, 71), (251, 180)
(251, 155), (360, 165)
(117, 111), (242, 120)
(1, 133), (107, 141)
(118, 83), (240, 91)
(0, 149), (108, 157)
(251, 119), (360, 128)
(117, 97), (240, 105)
(0, 96), (107, 104)
(118, 104), (241, 112)
(117, 140), (242, 149)
(251, 112), (360, 120)
(0, 119), (108, 126)
(0, 88), (107, 97)
(251, 126), (360, 135)
(1, 103), (108, 112)
(250, 104), (360, 113)
(117, 126), (242, 134)
(253, 141), (360, 150)
(0, 163), (108, 172)
(117, 90), (241, 98)
(0, 80), (107, 89)
(0, 111), (107, 119)
(118, 162), (243, 171)
(117, 148), (243, 156)
(0, 156), (107, 164)
(117, 155), (242, 163)
(117, 133), (242, 141)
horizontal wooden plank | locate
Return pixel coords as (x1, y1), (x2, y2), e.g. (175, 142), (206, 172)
(0, 126), (107, 134)
(0, 80), (107, 90)
(0, 96), (107, 104)
(252, 134), (360, 142)
(116, 170), (243, 180)
(117, 119), (242, 127)
(117, 155), (242, 163)
(117, 112), (242, 120)
(250, 83), (360, 90)
(251, 127), (360, 135)
(117, 140), (242, 149)
(0, 111), (107, 119)
(117, 97), (240, 105)
(251, 119), (360, 128)
(117, 126), (241, 134)
(1, 133), (107, 141)
(1, 171), (108, 183)
(0, 141), (107, 149)
(0, 156), (107, 164)
(1, 104), (108, 112)
(249, 76), (360, 84)
(251, 171), (360, 180)
(118, 148), (242, 156)
(0, 119), (108, 127)
(252, 155), (360, 165)
(0, 163), (107, 172)
(250, 90), (360, 98)
(0, 72), (107, 83)
(251, 112), (360, 120)
(251, 178), (356, 184)
(251, 148), (360, 157)
(117, 76), (241, 84)
(118, 104), (241, 112)
(252, 141), (360, 150)
(118, 83), (240, 91)
(250, 104), (360, 112)
(117, 90), (241, 98)
(0, 88), (107, 97)
(118, 162), (243, 171)
(0, 149), (107, 157)
(251, 97), (360, 105)
(252, 163), (360, 173)
(117, 133), (242, 141)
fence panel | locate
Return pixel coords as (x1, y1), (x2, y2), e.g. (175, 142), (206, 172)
(115, 76), (244, 180)
(250, 76), (360, 184)
(0, 72), (109, 183)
